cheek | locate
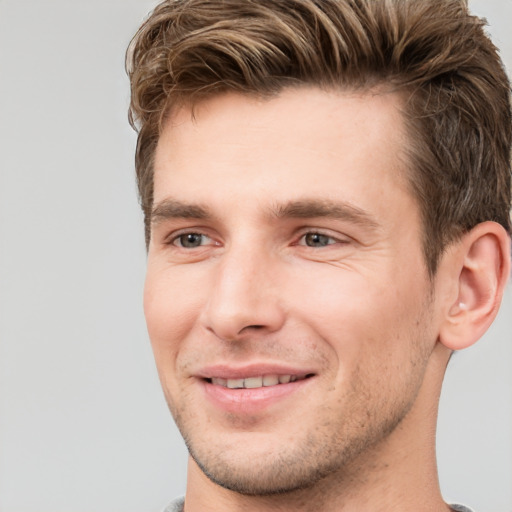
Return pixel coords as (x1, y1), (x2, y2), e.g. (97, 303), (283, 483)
(143, 269), (207, 414)
(290, 267), (391, 332)
(290, 266), (427, 363)
(143, 267), (204, 362)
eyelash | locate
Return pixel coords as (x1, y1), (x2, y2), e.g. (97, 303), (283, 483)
(166, 229), (347, 250)
(297, 231), (340, 248)
(170, 232), (214, 248)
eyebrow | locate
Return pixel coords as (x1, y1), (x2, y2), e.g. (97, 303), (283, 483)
(271, 199), (380, 230)
(151, 197), (380, 230)
(151, 199), (212, 224)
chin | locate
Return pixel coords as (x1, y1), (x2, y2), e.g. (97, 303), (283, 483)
(188, 443), (336, 496)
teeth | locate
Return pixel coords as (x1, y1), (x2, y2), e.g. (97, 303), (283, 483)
(227, 378), (244, 389)
(263, 375), (279, 386)
(244, 376), (263, 388)
(211, 374), (304, 389)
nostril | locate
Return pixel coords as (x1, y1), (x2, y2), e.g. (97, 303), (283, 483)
(237, 324), (265, 335)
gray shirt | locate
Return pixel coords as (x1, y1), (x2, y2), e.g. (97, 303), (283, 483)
(163, 496), (184, 512)
(163, 496), (475, 511)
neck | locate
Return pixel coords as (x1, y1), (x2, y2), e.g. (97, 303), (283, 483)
(184, 343), (453, 512)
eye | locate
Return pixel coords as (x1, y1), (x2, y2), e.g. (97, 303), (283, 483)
(301, 232), (337, 248)
(173, 233), (212, 248)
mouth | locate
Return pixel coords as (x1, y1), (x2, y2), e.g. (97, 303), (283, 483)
(198, 365), (317, 414)
(206, 374), (314, 389)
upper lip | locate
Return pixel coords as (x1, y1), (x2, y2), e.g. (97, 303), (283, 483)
(195, 363), (316, 380)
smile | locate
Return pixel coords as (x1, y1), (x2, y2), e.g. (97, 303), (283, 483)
(208, 374), (310, 389)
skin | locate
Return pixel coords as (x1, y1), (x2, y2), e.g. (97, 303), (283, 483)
(144, 87), (509, 511)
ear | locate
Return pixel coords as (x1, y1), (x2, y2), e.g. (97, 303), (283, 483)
(439, 222), (511, 351)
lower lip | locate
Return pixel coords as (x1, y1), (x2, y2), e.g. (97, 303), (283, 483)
(201, 378), (312, 415)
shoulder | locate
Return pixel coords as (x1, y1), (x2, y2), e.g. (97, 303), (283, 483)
(450, 504), (475, 512)
(162, 496), (185, 512)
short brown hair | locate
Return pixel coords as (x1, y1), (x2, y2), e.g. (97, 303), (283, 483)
(126, 0), (512, 274)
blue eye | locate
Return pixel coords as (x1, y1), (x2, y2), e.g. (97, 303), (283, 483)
(303, 233), (335, 247)
(175, 233), (207, 248)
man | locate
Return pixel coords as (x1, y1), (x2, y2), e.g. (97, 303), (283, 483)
(126, 1), (511, 511)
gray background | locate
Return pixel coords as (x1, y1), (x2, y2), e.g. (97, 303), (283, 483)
(0, 1), (510, 511)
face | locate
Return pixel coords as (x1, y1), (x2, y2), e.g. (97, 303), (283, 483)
(145, 88), (438, 495)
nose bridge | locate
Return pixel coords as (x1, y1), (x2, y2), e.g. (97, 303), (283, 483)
(201, 240), (284, 341)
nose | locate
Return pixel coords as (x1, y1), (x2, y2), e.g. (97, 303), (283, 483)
(200, 245), (286, 342)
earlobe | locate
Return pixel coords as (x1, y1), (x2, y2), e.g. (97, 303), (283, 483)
(439, 222), (511, 351)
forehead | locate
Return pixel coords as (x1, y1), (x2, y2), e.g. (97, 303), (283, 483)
(153, 87), (411, 212)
